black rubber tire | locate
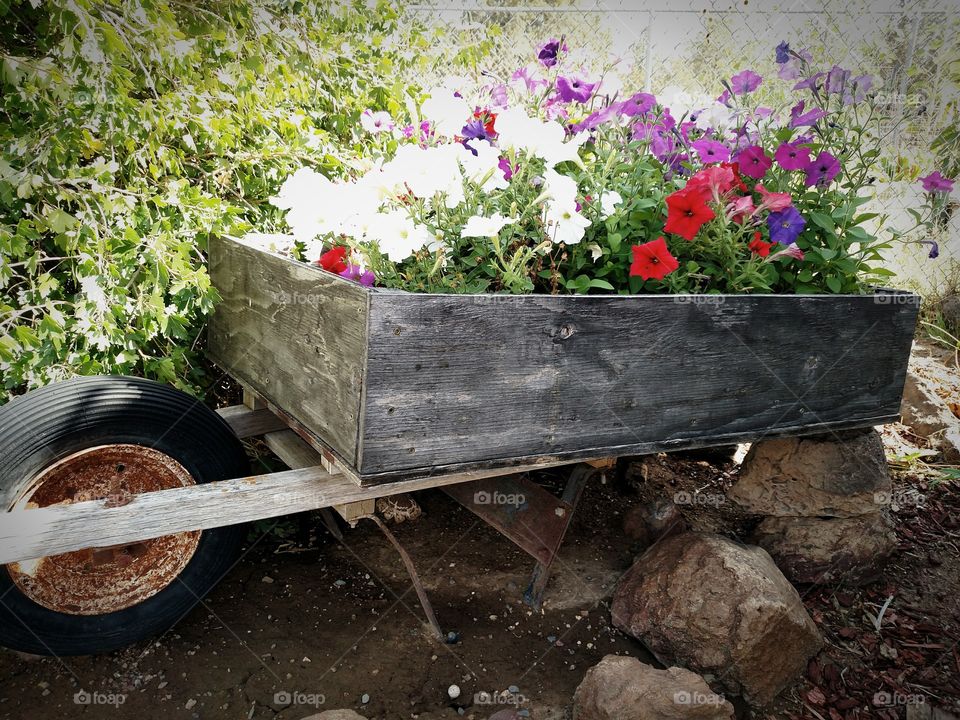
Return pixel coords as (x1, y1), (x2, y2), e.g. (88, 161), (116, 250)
(0, 375), (249, 656)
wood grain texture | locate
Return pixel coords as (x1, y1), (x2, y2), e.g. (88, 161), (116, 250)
(0, 455), (600, 563)
(216, 404), (289, 439)
(359, 291), (918, 477)
(207, 236), (370, 465)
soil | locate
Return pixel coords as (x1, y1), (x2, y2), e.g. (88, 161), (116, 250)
(0, 356), (958, 720)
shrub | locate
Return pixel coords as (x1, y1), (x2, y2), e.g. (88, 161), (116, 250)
(0, 0), (428, 401)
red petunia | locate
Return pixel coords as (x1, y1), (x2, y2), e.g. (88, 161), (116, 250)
(317, 246), (348, 274)
(664, 187), (716, 240)
(630, 236), (680, 281)
(748, 231), (772, 257)
(473, 109), (497, 137)
(720, 161), (748, 192)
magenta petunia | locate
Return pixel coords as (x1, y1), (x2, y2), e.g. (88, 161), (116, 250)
(804, 151), (841, 187)
(621, 92), (656, 116)
(774, 141), (813, 171)
(730, 69), (763, 94)
(789, 101), (827, 128)
(919, 171), (955, 194)
(735, 145), (773, 179)
(690, 138), (731, 164)
(339, 264), (376, 287)
(556, 74), (598, 104)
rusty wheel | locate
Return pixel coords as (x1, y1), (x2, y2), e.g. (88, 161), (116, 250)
(0, 376), (249, 656)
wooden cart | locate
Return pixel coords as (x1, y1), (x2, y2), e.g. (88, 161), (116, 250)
(0, 234), (920, 655)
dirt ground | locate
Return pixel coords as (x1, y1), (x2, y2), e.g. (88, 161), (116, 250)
(1, 352), (959, 720)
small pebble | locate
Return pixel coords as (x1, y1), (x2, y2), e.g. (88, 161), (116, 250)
(448, 684), (461, 700)
(261, 575), (274, 584)
(508, 685), (519, 694)
(361, 693), (370, 704)
(185, 699), (196, 710)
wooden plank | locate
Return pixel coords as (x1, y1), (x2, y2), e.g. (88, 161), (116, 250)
(242, 386), (267, 410)
(358, 291), (918, 476)
(0, 456), (598, 564)
(216, 404), (289, 439)
(263, 430), (372, 522)
(206, 235), (370, 467)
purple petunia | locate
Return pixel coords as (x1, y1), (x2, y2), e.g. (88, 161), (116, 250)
(919, 171), (954, 194)
(774, 141), (813, 171)
(804, 151), (842, 187)
(789, 101), (827, 128)
(825, 65), (851, 94)
(793, 72), (825, 92)
(736, 145), (773, 179)
(843, 75), (873, 105)
(339, 264), (375, 287)
(767, 207), (807, 245)
(498, 156), (514, 181)
(556, 74), (598, 104)
(690, 138), (731, 164)
(730, 69), (763, 94)
(775, 41), (791, 64)
(537, 38), (566, 67)
(621, 91), (656, 117)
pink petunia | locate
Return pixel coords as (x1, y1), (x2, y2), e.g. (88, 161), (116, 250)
(919, 171), (954, 194)
(736, 145), (773, 179)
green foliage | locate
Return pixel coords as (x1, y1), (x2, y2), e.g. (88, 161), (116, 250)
(0, 0), (425, 401)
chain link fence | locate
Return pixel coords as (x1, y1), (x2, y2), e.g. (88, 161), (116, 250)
(401, 0), (959, 296)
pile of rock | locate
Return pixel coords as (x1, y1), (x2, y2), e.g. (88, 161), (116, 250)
(900, 356), (960, 464)
(728, 429), (897, 586)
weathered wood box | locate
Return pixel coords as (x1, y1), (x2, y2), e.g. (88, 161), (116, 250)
(208, 234), (919, 485)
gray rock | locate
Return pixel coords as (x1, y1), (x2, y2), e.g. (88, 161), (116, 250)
(611, 533), (822, 706)
(728, 430), (890, 517)
(751, 512), (897, 586)
(572, 655), (734, 719)
(901, 370), (958, 439)
(300, 711), (368, 720)
(939, 294), (960, 332)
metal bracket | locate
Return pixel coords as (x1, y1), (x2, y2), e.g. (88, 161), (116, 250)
(442, 463), (595, 610)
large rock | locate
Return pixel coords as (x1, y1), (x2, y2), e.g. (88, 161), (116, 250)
(751, 512), (897, 586)
(900, 368), (960, 463)
(573, 655), (734, 720)
(611, 533), (822, 706)
(940, 294), (960, 332)
(728, 430), (890, 517)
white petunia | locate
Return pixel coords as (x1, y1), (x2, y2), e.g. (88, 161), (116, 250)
(360, 109), (395, 134)
(544, 202), (591, 246)
(459, 141), (508, 192)
(496, 107), (585, 168)
(421, 89), (471, 137)
(542, 169), (579, 208)
(367, 210), (434, 262)
(599, 190), (623, 219)
(461, 213), (518, 238)
(695, 103), (734, 131)
(658, 85), (713, 119)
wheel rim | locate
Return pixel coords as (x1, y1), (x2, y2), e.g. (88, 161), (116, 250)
(6, 444), (202, 616)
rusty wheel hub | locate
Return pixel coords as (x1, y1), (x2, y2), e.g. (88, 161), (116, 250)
(6, 444), (201, 615)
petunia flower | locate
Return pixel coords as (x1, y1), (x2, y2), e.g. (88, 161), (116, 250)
(774, 141), (813, 171)
(360, 110), (394, 134)
(730, 69), (763, 94)
(789, 101), (827, 128)
(599, 191), (623, 219)
(825, 65), (851, 94)
(735, 145), (773, 179)
(804, 151), (841, 187)
(511, 65), (548, 94)
(339, 264), (376, 287)
(727, 195), (756, 223)
(749, 232), (773, 257)
(793, 72), (825, 91)
(919, 171), (955, 194)
(630, 237), (679, 281)
(461, 213), (519, 239)
(545, 202), (591, 245)
(317, 246), (348, 274)
(843, 75), (873, 105)
(779, 48), (813, 81)
(498, 156), (514, 181)
(538, 38), (567, 67)
(621, 92), (656, 116)
(755, 183), (793, 212)
(665, 187), (716, 240)
(687, 165), (735, 203)
(556, 74), (598, 104)
(422, 89), (472, 137)
(720, 162), (748, 192)
(767, 207), (807, 245)
(690, 138), (731, 164)
(767, 244), (805, 262)
(775, 41), (791, 64)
